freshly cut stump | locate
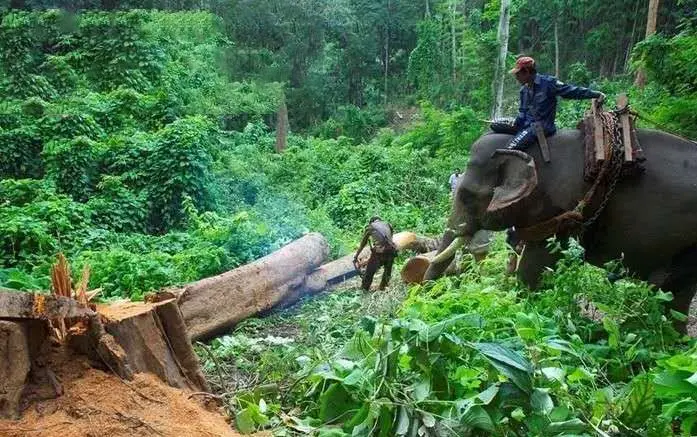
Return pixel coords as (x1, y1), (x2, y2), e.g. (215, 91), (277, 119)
(97, 298), (209, 392)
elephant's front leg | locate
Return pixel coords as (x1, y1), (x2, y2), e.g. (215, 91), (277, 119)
(517, 240), (561, 289)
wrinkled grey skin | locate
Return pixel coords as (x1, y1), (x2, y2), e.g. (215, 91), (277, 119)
(425, 129), (697, 329)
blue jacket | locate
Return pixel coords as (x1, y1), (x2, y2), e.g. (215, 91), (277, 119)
(515, 73), (601, 134)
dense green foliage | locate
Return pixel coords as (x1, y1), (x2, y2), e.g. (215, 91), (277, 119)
(0, 10), (477, 298)
(200, 241), (696, 436)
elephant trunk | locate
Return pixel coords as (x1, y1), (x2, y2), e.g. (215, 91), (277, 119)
(431, 236), (465, 264)
(423, 230), (472, 281)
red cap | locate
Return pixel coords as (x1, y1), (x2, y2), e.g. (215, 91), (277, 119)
(510, 56), (535, 74)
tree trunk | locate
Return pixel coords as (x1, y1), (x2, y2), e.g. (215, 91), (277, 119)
(384, 0), (391, 105)
(491, 0), (511, 119)
(554, 20), (560, 77)
(425, 0), (430, 17)
(179, 233), (330, 341)
(451, 1), (457, 84)
(635, 0), (660, 88)
(274, 97), (288, 153)
(624, 0), (642, 74)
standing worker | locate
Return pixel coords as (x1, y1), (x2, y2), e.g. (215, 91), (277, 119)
(353, 216), (398, 291)
(448, 169), (461, 195)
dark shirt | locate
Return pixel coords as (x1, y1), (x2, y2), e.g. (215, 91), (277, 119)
(515, 73), (601, 134)
(360, 220), (396, 253)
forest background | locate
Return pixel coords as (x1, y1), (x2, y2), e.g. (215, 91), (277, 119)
(1, 0), (696, 299)
(1, 1), (697, 435)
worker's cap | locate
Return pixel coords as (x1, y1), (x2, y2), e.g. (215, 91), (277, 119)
(510, 56), (535, 74)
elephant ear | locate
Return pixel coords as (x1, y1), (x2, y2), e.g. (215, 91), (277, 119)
(486, 149), (538, 213)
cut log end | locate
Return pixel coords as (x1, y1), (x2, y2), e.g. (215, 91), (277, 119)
(401, 255), (433, 284)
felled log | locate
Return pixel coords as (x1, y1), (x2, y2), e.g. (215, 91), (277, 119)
(179, 233), (330, 341)
(96, 299), (209, 391)
(401, 251), (461, 285)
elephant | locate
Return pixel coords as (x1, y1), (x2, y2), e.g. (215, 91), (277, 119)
(424, 128), (697, 330)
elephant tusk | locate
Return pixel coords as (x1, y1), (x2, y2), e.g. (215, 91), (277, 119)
(432, 237), (465, 264)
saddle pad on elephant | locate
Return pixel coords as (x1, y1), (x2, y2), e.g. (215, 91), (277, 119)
(578, 110), (646, 181)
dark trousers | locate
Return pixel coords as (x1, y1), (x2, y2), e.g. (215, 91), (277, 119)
(361, 251), (396, 291)
(490, 120), (539, 151)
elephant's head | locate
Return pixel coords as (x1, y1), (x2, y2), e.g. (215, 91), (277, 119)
(424, 135), (542, 280)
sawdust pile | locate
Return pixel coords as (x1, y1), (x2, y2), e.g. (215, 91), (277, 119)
(0, 345), (240, 437)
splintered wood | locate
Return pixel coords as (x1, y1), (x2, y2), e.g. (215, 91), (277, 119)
(50, 253), (72, 298)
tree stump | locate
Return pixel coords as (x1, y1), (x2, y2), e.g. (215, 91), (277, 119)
(0, 321), (45, 419)
(97, 298), (209, 392)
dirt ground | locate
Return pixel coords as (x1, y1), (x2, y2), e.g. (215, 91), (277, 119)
(0, 345), (241, 437)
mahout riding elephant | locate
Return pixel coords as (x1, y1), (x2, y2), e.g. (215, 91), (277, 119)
(424, 129), (697, 331)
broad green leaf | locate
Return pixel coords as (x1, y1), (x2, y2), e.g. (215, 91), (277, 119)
(541, 367), (565, 383)
(320, 383), (358, 423)
(546, 418), (587, 433)
(511, 407), (526, 421)
(318, 428), (350, 437)
(236, 408), (256, 434)
(476, 384), (499, 405)
(654, 371), (697, 397)
(602, 317), (620, 349)
(681, 415), (697, 436)
(567, 367), (594, 384)
(661, 398), (697, 419)
(621, 375), (654, 427)
(473, 343), (533, 373)
(420, 314), (468, 342)
(462, 405), (494, 432)
(531, 389), (554, 414)
(473, 344), (533, 393)
(545, 339), (580, 358)
(343, 368), (364, 387)
(654, 290), (673, 302)
(663, 354), (697, 372)
(549, 405), (570, 422)
(344, 403), (369, 430)
(670, 309), (688, 322)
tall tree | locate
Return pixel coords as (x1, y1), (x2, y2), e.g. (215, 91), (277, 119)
(635, 0), (660, 87)
(492, 0), (511, 119)
(554, 19), (559, 77)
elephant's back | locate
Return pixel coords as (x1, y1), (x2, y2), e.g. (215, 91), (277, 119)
(588, 129), (697, 275)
